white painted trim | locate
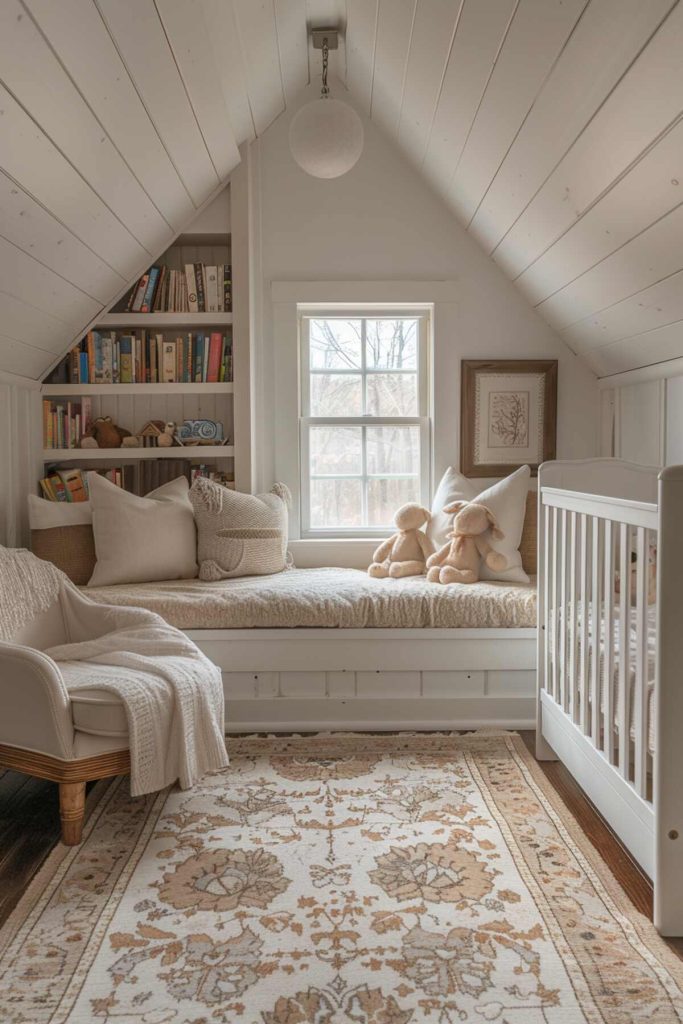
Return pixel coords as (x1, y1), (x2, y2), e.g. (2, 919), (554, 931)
(598, 356), (683, 388)
(272, 280), (458, 304)
(225, 698), (536, 733)
(189, 627), (537, 673)
(0, 368), (42, 390)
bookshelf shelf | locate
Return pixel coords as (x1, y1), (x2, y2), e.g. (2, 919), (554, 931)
(43, 446), (234, 462)
(97, 313), (233, 328)
(42, 383), (234, 397)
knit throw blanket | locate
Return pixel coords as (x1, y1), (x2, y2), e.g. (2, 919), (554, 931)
(0, 548), (228, 795)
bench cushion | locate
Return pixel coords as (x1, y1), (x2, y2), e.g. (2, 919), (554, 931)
(84, 567), (536, 630)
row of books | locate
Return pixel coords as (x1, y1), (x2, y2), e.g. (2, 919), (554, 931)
(39, 468), (89, 502)
(40, 462), (235, 500)
(120, 263), (231, 313)
(43, 399), (92, 449)
(47, 331), (233, 385)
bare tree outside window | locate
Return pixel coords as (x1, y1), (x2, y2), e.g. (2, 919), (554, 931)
(302, 314), (428, 532)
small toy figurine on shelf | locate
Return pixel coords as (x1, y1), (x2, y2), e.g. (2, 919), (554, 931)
(80, 416), (132, 449)
(125, 420), (179, 448)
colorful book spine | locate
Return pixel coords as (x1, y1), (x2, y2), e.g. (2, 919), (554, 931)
(193, 334), (204, 382)
(131, 273), (149, 312)
(194, 263), (205, 313)
(119, 335), (134, 384)
(207, 332), (222, 383)
(162, 342), (176, 383)
(141, 267), (160, 313)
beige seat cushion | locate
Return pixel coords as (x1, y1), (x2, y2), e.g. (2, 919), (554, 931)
(70, 687), (128, 738)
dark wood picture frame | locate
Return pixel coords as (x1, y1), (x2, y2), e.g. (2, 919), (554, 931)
(460, 359), (557, 477)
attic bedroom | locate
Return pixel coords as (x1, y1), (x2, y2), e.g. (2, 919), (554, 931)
(1, 1), (683, 1020)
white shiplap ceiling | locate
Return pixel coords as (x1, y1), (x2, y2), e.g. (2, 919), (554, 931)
(1, 0), (682, 381)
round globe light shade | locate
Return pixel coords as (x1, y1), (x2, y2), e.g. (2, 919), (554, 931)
(289, 97), (363, 179)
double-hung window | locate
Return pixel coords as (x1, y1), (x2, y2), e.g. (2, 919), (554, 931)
(299, 309), (431, 536)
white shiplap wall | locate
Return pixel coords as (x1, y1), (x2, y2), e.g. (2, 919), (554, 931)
(339, 0), (683, 381)
(0, 375), (42, 546)
(1, 0), (681, 384)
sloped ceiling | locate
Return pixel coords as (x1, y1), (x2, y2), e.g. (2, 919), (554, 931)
(1, 0), (682, 382)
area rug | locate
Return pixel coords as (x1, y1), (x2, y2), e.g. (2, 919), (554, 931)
(1, 733), (682, 1023)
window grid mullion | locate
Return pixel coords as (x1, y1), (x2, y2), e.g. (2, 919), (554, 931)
(300, 311), (431, 536)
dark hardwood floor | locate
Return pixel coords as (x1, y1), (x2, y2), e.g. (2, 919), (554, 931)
(0, 732), (680, 959)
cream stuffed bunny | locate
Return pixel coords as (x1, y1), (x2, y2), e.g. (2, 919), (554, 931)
(426, 500), (506, 585)
(368, 503), (434, 578)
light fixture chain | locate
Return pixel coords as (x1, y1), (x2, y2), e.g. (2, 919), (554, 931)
(321, 37), (329, 97)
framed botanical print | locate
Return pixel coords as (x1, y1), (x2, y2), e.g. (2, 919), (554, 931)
(460, 359), (557, 477)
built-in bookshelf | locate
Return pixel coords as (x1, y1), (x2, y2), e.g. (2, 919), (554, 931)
(38, 187), (242, 499)
(42, 446), (234, 462)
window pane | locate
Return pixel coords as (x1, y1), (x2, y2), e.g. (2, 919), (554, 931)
(367, 478), (420, 526)
(310, 425), (362, 475)
(310, 478), (362, 528)
(309, 318), (362, 370)
(311, 373), (362, 415)
(366, 373), (418, 415)
(366, 319), (418, 369)
(366, 425), (420, 475)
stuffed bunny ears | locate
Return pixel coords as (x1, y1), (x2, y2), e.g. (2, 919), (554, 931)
(442, 499), (505, 540)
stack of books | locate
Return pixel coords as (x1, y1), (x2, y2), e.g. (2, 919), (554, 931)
(43, 398), (92, 448)
(39, 468), (89, 501)
(40, 460), (197, 499)
(45, 330), (232, 385)
(118, 263), (232, 313)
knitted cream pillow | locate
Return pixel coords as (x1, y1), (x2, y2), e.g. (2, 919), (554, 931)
(190, 478), (290, 580)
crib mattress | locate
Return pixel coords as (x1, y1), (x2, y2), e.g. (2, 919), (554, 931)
(84, 567), (537, 630)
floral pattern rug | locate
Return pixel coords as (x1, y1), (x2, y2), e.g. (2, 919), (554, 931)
(1, 732), (682, 1023)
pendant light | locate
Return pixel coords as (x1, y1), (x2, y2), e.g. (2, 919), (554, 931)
(289, 29), (364, 179)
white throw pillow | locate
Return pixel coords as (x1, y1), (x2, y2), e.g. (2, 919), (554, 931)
(190, 477), (289, 580)
(87, 474), (197, 587)
(427, 465), (531, 583)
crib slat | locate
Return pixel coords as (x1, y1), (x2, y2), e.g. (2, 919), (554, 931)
(551, 506), (559, 702)
(603, 520), (615, 764)
(567, 511), (578, 722)
(591, 517), (602, 746)
(580, 513), (590, 736)
(618, 523), (631, 779)
(565, 509), (569, 712)
(543, 503), (550, 697)
(634, 527), (649, 798)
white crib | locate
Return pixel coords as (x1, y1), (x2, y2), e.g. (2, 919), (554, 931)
(536, 458), (683, 936)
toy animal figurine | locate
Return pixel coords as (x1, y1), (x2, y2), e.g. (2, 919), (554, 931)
(426, 500), (507, 585)
(80, 416), (132, 449)
(157, 422), (179, 447)
(368, 503), (434, 579)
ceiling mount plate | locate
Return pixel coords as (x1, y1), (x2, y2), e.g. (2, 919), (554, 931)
(311, 28), (339, 49)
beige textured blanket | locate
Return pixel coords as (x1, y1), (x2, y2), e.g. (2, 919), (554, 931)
(85, 567), (537, 630)
(0, 547), (227, 796)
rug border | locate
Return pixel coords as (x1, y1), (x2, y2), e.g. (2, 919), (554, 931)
(0, 775), (117, 957)
(1, 730), (681, 993)
(506, 732), (683, 987)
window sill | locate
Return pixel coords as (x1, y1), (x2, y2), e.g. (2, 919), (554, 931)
(288, 538), (377, 570)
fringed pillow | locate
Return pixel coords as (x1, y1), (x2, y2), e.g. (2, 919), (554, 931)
(190, 478), (291, 580)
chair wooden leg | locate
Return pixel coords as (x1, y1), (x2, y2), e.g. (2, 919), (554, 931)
(59, 780), (86, 846)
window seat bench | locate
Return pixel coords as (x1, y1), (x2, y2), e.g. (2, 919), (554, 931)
(80, 568), (538, 734)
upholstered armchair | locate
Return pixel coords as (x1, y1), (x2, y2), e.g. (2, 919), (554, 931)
(0, 597), (130, 845)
